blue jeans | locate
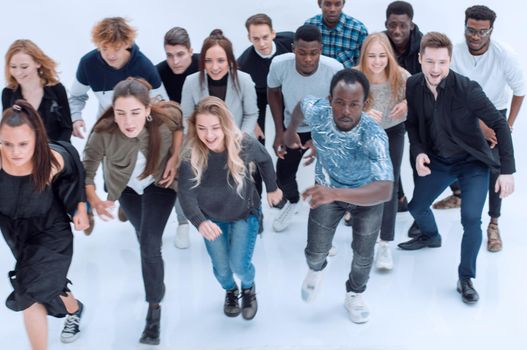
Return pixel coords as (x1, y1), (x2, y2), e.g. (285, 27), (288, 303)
(306, 201), (383, 293)
(204, 214), (259, 290)
(408, 156), (489, 279)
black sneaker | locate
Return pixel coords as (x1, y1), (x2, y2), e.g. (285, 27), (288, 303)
(241, 284), (258, 320)
(60, 301), (84, 343)
(224, 287), (241, 317)
(139, 305), (161, 345)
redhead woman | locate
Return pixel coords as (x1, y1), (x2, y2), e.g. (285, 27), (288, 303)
(3, 40), (72, 142)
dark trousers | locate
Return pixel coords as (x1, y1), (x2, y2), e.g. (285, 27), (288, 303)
(119, 184), (176, 303)
(447, 109), (506, 219)
(408, 156), (489, 279)
(305, 201), (383, 293)
(380, 123), (405, 241)
(276, 131), (312, 203)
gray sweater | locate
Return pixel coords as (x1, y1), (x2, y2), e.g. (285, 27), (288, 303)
(178, 135), (277, 228)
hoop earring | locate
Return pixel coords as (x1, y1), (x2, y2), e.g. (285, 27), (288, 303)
(146, 114), (153, 122)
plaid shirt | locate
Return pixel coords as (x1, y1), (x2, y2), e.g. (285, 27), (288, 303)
(305, 13), (368, 68)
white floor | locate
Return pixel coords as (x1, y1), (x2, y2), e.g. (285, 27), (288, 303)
(1, 1), (527, 349)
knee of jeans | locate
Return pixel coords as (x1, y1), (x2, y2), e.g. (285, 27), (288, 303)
(408, 199), (428, 216)
(305, 248), (328, 266)
(460, 214), (482, 229)
(352, 252), (374, 269)
(230, 257), (252, 278)
(140, 239), (162, 259)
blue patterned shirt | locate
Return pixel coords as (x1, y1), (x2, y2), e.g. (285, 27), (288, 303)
(301, 96), (393, 188)
(305, 13), (368, 68)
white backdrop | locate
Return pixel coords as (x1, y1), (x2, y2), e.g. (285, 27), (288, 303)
(1, 1), (526, 349)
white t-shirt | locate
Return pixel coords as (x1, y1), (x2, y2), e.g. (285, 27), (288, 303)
(267, 53), (343, 132)
(127, 151), (155, 195)
(451, 40), (526, 110)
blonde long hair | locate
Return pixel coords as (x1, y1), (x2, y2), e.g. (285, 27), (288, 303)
(182, 96), (246, 196)
(355, 32), (405, 110)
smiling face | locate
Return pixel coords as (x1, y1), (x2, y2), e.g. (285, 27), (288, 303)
(0, 123), (36, 170)
(248, 24), (276, 56)
(99, 44), (131, 69)
(196, 112), (225, 152)
(113, 96), (149, 138)
(365, 41), (389, 76)
(204, 44), (229, 81)
(419, 47), (451, 89)
(165, 44), (193, 74)
(9, 52), (41, 86)
(385, 14), (414, 50)
(329, 81), (365, 132)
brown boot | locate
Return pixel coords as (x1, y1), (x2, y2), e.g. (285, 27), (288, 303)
(432, 194), (461, 209)
(487, 223), (502, 252)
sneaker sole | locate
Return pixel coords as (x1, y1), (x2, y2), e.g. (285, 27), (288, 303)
(344, 305), (370, 324)
(456, 286), (479, 304)
(139, 337), (160, 345)
(60, 334), (81, 344)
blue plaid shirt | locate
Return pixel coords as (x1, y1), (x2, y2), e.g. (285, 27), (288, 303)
(305, 13), (368, 68)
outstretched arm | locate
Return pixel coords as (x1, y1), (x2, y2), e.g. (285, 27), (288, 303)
(302, 180), (393, 208)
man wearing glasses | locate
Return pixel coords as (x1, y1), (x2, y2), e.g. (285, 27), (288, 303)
(432, 5), (525, 252)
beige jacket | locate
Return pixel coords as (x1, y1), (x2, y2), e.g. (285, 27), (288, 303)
(83, 123), (179, 201)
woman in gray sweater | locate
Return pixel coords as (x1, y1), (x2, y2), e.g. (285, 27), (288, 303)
(83, 78), (182, 345)
(178, 96), (282, 321)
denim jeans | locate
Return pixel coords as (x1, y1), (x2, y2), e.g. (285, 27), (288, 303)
(408, 156), (489, 279)
(204, 214), (259, 290)
(305, 201), (383, 293)
(448, 109), (506, 219)
(119, 185), (176, 303)
(381, 122), (405, 241)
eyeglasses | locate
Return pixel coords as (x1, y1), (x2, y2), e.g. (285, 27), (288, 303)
(465, 26), (493, 37)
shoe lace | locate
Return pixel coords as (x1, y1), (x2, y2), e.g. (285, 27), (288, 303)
(63, 314), (80, 334)
(242, 289), (256, 308)
(225, 290), (239, 307)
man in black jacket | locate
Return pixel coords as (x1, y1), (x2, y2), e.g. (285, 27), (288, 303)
(238, 14), (293, 201)
(238, 13), (293, 145)
(384, 1), (423, 75)
(397, 32), (515, 305)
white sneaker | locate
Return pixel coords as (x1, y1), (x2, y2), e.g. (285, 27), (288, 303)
(375, 241), (393, 270)
(301, 269), (324, 303)
(174, 223), (190, 249)
(344, 291), (369, 323)
(328, 245), (337, 257)
(60, 301), (84, 343)
(272, 201), (298, 232)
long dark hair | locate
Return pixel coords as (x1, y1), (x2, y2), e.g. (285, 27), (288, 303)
(93, 77), (182, 179)
(1, 99), (60, 191)
(199, 29), (239, 91)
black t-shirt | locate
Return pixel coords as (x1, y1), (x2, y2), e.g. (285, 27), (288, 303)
(156, 53), (199, 103)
